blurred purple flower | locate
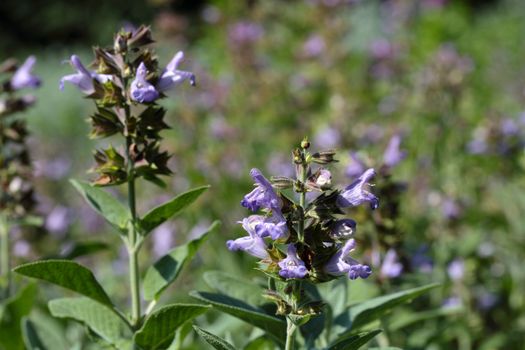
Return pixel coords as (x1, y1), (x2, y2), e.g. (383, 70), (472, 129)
(314, 126), (341, 149)
(442, 296), (462, 309)
(442, 197), (461, 220)
(13, 240), (31, 257)
(156, 51), (196, 92)
(302, 35), (326, 58)
(383, 134), (407, 168)
(338, 168), (379, 209)
(227, 216), (269, 259)
(59, 55), (112, 94)
(411, 246), (433, 273)
(500, 118), (519, 136)
(228, 21), (263, 45)
(45, 205), (72, 237)
(278, 245), (308, 279)
(329, 219), (356, 241)
(266, 153), (294, 178)
(34, 157), (71, 180)
(369, 39), (395, 60)
(241, 168), (281, 212)
(130, 62), (159, 103)
(380, 249), (403, 278)
(467, 138), (488, 155)
(151, 223), (175, 257)
(447, 259), (465, 281)
(346, 152), (366, 179)
(477, 291), (497, 310)
(10, 56), (41, 90)
(325, 239), (372, 280)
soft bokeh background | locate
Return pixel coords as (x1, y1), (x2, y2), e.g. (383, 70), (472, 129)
(3, 0), (525, 348)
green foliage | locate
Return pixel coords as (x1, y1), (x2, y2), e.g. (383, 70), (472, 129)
(190, 291), (286, 344)
(139, 186), (210, 235)
(21, 318), (48, 350)
(334, 284), (439, 336)
(143, 221), (220, 301)
(328, 330), (382, 350)
(192, 326), (236, 350)
(70, 180), (130, 233)
(13, 260), (114, 308)
(0, 284), (37, 350)
(203, 271), (266, 306)
(133, 304), (210, 349)
(48, 297), (130, 344)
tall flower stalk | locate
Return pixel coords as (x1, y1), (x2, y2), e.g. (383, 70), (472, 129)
(0, 56), (40, 299)
(228, 138), (379, 349)
(14, 26), (215, 349)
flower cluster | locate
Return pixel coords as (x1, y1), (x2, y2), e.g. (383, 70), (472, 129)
(0, 57), (40, 218)
(227, 139), (379, 284)
(59, 25), (195, 186)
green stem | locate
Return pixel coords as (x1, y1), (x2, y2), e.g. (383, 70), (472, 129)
(285, 317), (297, 350)
(0, 218), (9, 298)
(126, 127), (141, 327)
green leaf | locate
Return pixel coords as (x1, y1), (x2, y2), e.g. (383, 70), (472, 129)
(139, 186), (209, 234)
(143, 221), (219, 301)
(368, 347), (403, 350)
(133, 303), (209, 350)
(13, 260), (114, 308)
(190, 291), (286, 344)
(193, 326), (236, 350)
(203, 271), (266, 306)
(389, 306), (462, 331)
(55, 241), (109, 260)
(0, 283), (37, 350)
(49, 297), (130, 344)
(243, 336), (275, 350)
(70, 180), (130, 232)
(335, 283), (439, 334)
(21, 318), (48, 350)
(328, 329), (382, 350)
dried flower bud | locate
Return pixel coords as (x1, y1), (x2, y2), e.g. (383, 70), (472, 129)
(312, 150), (338, 164)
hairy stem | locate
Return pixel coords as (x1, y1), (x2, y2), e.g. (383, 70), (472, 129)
(0, 217), (9, 298)
(297, 149), (307, 242)
(125, 120), (141, 327)
(285, 317), (297, 350)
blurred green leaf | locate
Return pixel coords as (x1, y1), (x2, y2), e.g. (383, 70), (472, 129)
(0, 283), (37, 350)
(21, 318), (48, 350)
(49, 297), (130, 344)
(22, 312), (69, 350)
(328, 329), (382, 350)
(14, 260), (114, 308)
(203, 270), (266, 306)
(368, 348), (403, 350)
(389, 306), (462, 331)
(243, 336), (275, 350)
(335, 283), (439, 334)
(193, 325), (236, 350)
(133, 304), (210, 349)
(139, 186), (210, 235)
(59, 241), (109, 259)
(190, 291), (286, 344)
(70, 180), (130, 233)
(143, 221), (220, 301)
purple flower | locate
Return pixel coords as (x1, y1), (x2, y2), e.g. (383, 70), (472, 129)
(302, 35), (326, 58)
(442, 198), (461, 220)
(383, 134), (406, 168)
(152, 223), (175, 258)
(130, 62), (159, 103)
(329, 219), (356, 241)
(228, 21), (263, 45)
(338, 168), (379, 209)
(278, 245), (308, 279)
(10, 56), (40, 90)
(316, 169), (332, 187)
(226, 216), (269, 259)
(251, 214), (288, 240)
(156, 51), (196, 92)
(59, 55), (112, 94)
(325, 239), (372, 280)
(45, 205), (72, 237)
(345, 152), (366, 179)
(314, 126), (341, 149)
(447, 259), (464, 281)
(380, 249), (403, 278)
(241, 168), (281, 212)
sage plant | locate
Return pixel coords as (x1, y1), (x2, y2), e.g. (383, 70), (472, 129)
(0, 56), (40, 299)
(14, 26), (217, 349)
(229, 138), (377, 349)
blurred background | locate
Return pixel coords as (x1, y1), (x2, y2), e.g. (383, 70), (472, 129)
(3, 0), (525, 348)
